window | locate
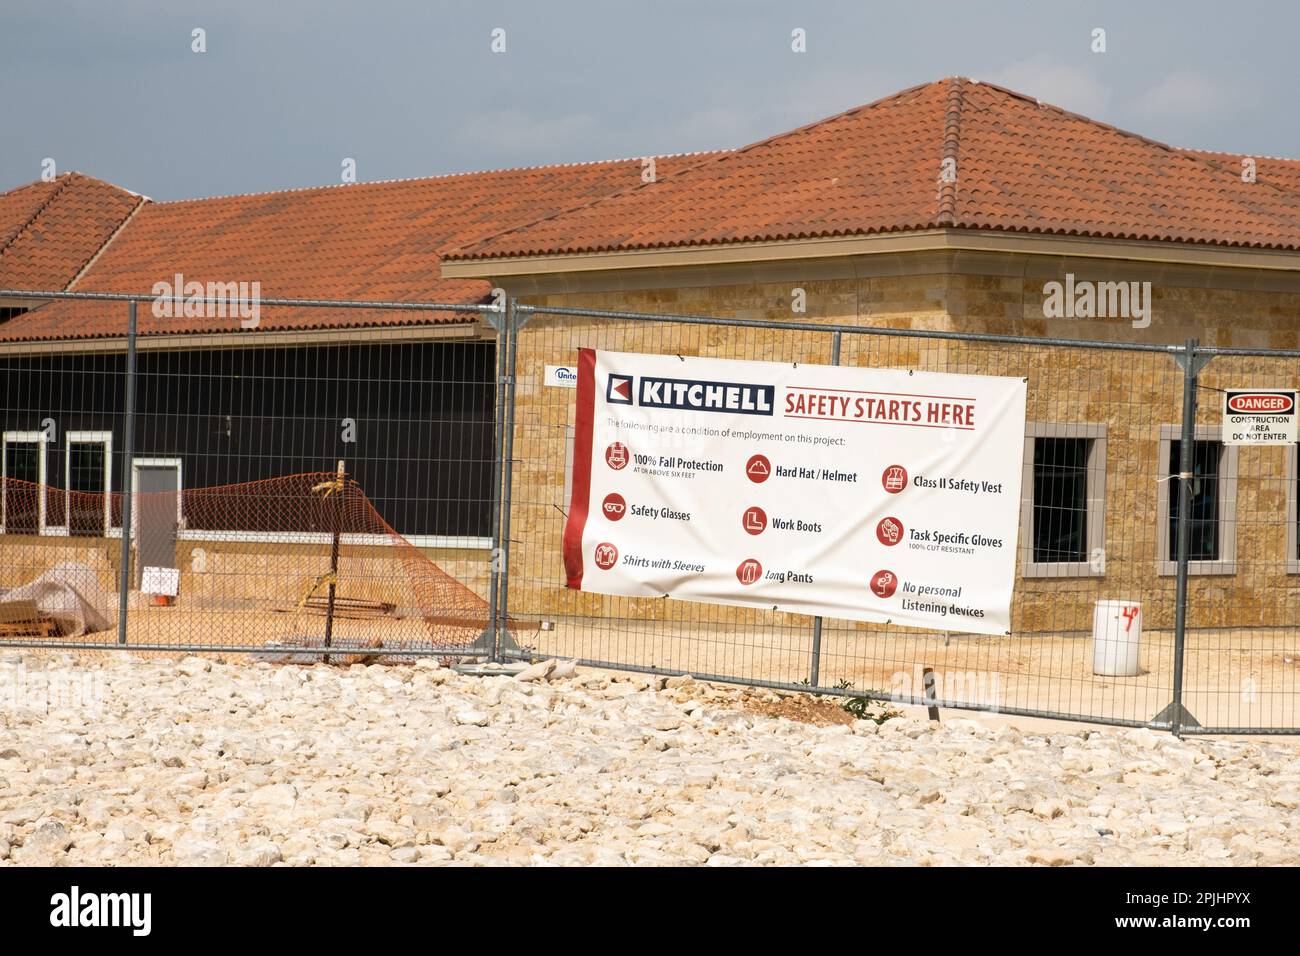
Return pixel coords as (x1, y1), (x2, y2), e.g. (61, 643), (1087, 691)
(1157, 425), (1237, 575)
(65, 431), (112, 536)
(1, 430), (49, 534)
(1020, 423), (1107, 577)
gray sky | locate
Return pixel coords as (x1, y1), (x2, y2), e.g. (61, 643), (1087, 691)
(4, 0), (1297, 200)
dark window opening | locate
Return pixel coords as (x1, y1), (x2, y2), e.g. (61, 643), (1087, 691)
(1168, 439), (1221, 562)
(68, 442), (107, 535)
(1032, 436), (1090, 563)
(3, 441), (40, 533)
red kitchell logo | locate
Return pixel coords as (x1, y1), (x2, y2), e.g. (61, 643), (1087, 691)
(870, 569), (898, 598)
(602, 493), (626, 520)
(881, 465), (908, 494)
(605, 442), (629, 470)
(742, 506), (767, 535)
(594, 542), (619, 570)
(876, 517), (904, 546)
(607, 375), (634, 404)
(736, 558), (763, 585)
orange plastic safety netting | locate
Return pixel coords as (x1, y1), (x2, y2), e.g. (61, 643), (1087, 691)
(0, 473), (491, 658)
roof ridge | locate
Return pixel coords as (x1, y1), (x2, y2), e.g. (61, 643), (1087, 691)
(0, 173), (74, 258)
(936, 77), (965, 226)
(442, 149), (741, 259)
(444, 79), (949, 259)
(1177, 145), (1300, 164)
(65, 194), (150, 292)
(152, 150), (732, 206)
(965, 79), (1300, 209)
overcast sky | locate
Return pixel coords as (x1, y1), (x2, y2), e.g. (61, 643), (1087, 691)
(4, 0), (1297, 200)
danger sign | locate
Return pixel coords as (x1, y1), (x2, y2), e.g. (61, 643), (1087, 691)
(562, 348), (1027, 636)
(1223, 389), (1298, 446)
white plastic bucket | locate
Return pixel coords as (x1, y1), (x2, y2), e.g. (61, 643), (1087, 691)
(1093, 600), (1142, 677)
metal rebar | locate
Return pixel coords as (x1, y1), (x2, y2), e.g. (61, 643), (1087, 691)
(322, 459), (345, 664)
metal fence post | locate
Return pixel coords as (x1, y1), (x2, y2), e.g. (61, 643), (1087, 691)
(115, 299), (138, 645)
(1167, 337), (1201, 735)
(483, 302), (508, 659)
(808, 330), (843, 687)
(494, 298), (523, 662)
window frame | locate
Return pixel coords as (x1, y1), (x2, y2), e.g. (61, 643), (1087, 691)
(1156, 424), (1238, 576)
(1, 429), (50, 534)
(1019, 422), (1108, 578)
(116, 457), (185, 540)
(53, 430), (114, 537)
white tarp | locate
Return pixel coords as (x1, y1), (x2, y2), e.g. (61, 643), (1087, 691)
(0, 562), (115, 636)
(564, 349), (1027, 635)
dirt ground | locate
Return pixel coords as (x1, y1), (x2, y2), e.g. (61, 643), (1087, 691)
(4, 604), (1296, 732)
(520, 615), (1300, 732)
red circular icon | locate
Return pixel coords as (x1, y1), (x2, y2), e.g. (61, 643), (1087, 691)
(876, 516), (904, 546)
(736, 559), (763, 585)
(746, 454), (772, 483)
(742, 506), (767, 535)
(602, 493), (627, 521)
(594, 542), (619, 570)
(870, 569), (898, 598)
(605, 442), (630, 470)
(881, 464), (908, 494)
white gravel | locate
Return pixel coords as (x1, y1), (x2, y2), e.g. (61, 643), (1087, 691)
(1, 651), (1298, 866)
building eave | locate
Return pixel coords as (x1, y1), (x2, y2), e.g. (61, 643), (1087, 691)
(442, 228), (1300, 281)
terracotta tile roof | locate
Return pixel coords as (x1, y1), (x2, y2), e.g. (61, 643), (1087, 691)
(0, 153), (723, 342)
(0, 173), (143, 292)
(445, 77), (1300, 262)
(1176, 148), (1300, 195)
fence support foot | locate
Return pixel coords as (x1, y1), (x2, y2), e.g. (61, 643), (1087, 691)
(468, 626), (523, 658)
(1152, 701), (1200, 734)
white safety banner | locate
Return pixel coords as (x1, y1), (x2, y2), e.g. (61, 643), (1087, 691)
(563, 349), (1027, 635)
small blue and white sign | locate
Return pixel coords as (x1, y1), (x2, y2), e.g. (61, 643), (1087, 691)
(545, 365), (579, 388)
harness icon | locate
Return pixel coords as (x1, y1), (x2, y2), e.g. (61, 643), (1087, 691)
(605, 442), (629, 470)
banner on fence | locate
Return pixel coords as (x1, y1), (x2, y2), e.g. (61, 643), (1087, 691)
(563, 349), (1027, 635)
